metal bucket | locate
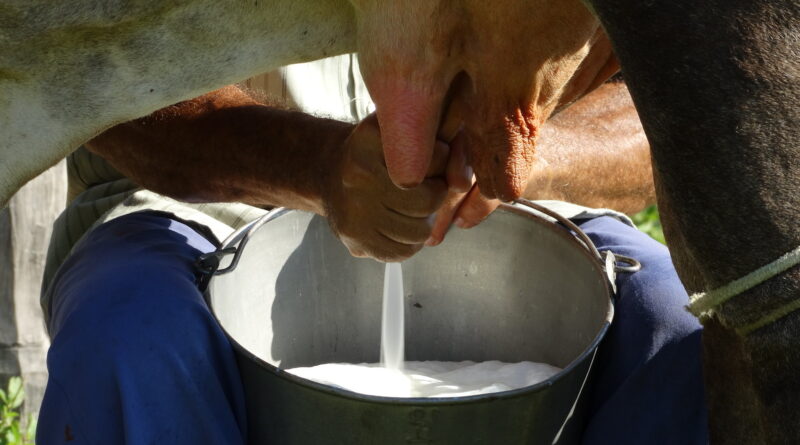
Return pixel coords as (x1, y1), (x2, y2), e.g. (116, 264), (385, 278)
(201, 200), (633, 444)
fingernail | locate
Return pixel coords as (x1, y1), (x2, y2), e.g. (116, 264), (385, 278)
(425, 236), (439, 246)
(454, 217), (468, 228)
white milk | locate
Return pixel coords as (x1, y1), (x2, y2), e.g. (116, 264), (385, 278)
(286, 360), (562, 398)
(286, 262), (562, 398)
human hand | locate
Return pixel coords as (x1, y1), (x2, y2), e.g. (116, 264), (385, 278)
(324, 114), (471, 262)
(426, 131), (502, 246)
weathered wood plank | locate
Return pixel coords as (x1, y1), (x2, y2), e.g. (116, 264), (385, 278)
(0, 160), (66, 417)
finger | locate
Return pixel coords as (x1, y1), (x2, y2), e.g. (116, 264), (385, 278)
(339, 228), (421, 262)
(426, 189), (469, 246)
(425, 140), (450, 178)
(383, 177), (448, 218)
(340, 147), (387, 190)
(364, 234), (422, 263)
(377, 212), (435, 245)
(445, 131), (473, 193)
(453, 184), (501, 229)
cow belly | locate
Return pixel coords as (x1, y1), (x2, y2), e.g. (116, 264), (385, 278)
(0, 0), (356, 207)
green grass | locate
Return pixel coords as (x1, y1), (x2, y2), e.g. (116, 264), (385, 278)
(631, 205), (665, 245)
(0, 377), (36, 445)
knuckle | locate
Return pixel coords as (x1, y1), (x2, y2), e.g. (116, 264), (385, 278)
(371, 243), (420, 263)
(382, 218), (432, 245)
(388, 244), (421, 262)
(385, 181), (446, 218)
(341, 152), (384, 189)
(459, 196), (499, 225)
(340, 161), (371, 188)
(406, 221), (434, 244)
(462, 197), (485, 216)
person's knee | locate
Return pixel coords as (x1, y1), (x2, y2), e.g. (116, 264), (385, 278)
(49, 263), (214, 369)
(577, 216), (700, 343)
(46, 214), (222, 381)
(42, 213), (246, 444)
(44, 257), (240, 436)
(48, 213), (214, 335)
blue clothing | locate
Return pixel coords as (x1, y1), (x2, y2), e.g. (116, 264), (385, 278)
(38, 212), (706, 444)
(38, 213), (246, 444)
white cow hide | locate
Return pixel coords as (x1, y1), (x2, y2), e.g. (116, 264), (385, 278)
(0, 0), (357, 207)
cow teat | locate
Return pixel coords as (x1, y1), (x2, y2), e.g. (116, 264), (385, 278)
(351, 0), (467, 188)
(351, 0), (604, 200)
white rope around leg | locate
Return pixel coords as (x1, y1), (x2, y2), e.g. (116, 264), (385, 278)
(687, 245), (800, 330)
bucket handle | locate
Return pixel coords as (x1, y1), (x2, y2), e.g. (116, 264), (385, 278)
(511, 199), (641, 278)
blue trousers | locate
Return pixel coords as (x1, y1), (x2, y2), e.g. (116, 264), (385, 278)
(38, 212), (707, 444)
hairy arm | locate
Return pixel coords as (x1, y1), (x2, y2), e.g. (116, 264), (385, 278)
(526, 80), (654, 213)
(85, 85), (352, 215)
(86, 85), (457, 261)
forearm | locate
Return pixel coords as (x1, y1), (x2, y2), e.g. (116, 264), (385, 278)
(85, 85), (352, 214)
(525, 81), (655, 214)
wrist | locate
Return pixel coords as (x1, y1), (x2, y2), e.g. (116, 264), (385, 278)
(234, 111), (353, 214)
(316, 121), (354, 217)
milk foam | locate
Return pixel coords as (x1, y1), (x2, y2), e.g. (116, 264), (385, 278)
(286, 360), (561, 398)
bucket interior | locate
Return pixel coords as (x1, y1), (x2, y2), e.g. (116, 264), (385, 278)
(208, 206), (611, 372)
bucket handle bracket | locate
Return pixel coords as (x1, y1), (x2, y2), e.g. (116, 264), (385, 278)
(195, 246), (237, 290)
(194, 207), (290, 290)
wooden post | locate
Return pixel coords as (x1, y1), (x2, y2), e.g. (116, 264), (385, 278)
(0, 160), (66, 418)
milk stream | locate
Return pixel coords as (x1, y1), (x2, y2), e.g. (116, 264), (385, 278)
(380, 262), (404, 371)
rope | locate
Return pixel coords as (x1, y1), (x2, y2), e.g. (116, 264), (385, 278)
(687, 245), (800, 325)
(737, 298), (800, 336)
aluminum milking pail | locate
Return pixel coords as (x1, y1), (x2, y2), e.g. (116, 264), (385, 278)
(198, 200), (638, 445)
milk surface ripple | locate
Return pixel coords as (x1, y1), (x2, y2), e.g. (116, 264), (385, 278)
(286, 360), (561, 398)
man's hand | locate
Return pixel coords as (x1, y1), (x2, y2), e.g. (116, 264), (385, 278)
(324, 114), (471, 261)
(87, 86), (476, 263)
(426, 131), (501, 246)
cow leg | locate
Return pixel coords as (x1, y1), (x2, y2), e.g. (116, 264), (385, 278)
(587, 0), (800, 442)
